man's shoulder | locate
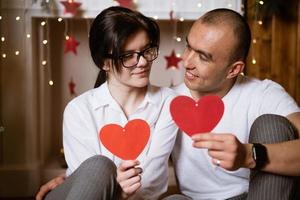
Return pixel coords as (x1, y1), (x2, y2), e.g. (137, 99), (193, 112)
(236, 75), (283, 92)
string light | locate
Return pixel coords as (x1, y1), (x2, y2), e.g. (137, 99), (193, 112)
(176, 53), (181, 58)
(1, 37), (5, 42)
(65, 35), (69, 40)
(176, 37), (181, 42)
(2, 54), (6, 58)
(16, 16), (20, 21)
(58, 18), (63, 22)
(197, 3), (202, 8)
(41, 18), (52, 87)
(227, 3), (232, 8)
(250, 0), (263, 68)
(15, 51), (20, 55)
(153, 16), (158, 20)
(179, 17), (184, 22)
(0, 16), (2, 20)
(26, 34), (31, 38)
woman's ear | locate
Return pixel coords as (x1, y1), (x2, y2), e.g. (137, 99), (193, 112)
(226, 61), (245, 79)
(102, 60), (111, 71)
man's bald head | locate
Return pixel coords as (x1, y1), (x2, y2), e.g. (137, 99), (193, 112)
(198, 8), (251, 63)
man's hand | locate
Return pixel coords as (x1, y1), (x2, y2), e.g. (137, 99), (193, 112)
(191, 133), (255, 170)
(117, 160), (142, 199)
(36, 173), (65, 200)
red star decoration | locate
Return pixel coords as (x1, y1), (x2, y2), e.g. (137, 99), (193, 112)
(116, 0), (133, 8)
(68, 78), (77, 96)
(164, 50), (182, 69)
(64, 34), (80, 55)
(60, 0), (81, 16)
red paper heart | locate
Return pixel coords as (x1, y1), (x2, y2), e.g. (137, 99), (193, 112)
(99, 119), (150, 160)
(170, 95), (224, 136)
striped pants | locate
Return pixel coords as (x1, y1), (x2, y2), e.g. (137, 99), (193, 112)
(245, 114), (299, 200)
(44, 155), (121, 200)
(165, 114), (299, 200)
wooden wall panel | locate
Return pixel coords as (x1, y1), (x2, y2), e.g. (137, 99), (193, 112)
(297, 1), (300, 104)
(246, 0), (300, 105)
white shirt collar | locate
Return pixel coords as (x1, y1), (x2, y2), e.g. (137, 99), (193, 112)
(90, 82), (162, 110)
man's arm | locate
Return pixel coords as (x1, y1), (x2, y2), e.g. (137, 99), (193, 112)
(192, 112), (300, 176)
(256, 112), (300, 176)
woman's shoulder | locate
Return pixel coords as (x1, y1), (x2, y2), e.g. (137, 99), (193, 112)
(64, 87), (99, 113)
(148, 85), (177, 99)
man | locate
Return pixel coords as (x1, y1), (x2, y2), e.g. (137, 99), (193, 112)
(168, 8), (300, 200)
(36, 8), (300, 200)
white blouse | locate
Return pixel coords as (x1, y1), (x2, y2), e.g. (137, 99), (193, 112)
(63, 82), (178, 199)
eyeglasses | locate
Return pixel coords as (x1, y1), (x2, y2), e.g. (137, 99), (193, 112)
(118, 46), (159, 68)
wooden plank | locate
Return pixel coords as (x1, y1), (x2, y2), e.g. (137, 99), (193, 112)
(246, 0), (300, 105)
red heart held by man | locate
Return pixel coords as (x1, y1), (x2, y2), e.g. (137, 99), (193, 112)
(99, 119), (150, 160)
(170, 95), (224, 137)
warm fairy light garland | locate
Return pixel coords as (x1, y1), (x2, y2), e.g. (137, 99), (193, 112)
(0, 0), (245, 85)
(251, 0), (264, 65)
(40, 18), (54, 86)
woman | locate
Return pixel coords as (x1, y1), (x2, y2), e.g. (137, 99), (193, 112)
(37, 6), (178, 200)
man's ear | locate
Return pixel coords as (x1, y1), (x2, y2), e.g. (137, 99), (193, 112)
(226, 61), (245, 79)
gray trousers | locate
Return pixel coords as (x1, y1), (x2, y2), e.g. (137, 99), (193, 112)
(44, 155), (121, 200)
(165, 114), (299, 200)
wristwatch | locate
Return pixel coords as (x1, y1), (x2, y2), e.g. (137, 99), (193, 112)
(252, 143), (268, 170)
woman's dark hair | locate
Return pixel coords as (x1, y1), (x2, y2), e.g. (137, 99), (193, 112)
(89, 6), (160, 88)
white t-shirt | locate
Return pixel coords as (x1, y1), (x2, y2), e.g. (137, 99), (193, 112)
(172, 75), (300, 200)
(63, 82), (178, 200)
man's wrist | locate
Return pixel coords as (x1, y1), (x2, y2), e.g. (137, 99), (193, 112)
(245, 144), (256, 169)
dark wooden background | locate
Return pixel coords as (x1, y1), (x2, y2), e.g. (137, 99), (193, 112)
(246, 0), (300, 104)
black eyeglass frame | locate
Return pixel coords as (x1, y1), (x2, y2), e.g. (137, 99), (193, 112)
(106, 45), (159, 68)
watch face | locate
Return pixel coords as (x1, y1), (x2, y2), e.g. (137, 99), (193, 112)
(252, 143), (268, 170)
(253, 146), (258, 161)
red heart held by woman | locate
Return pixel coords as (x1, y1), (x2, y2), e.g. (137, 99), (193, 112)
(99, 119), (150, 160)
(170, 95), (224, 137)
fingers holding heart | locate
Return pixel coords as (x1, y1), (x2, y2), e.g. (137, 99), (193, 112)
(119, 174), (142, 195)
(117, 160), (143, 198)
(192, 134), (242, 170)
(208, 150), (234, 169)
(192, 140), (226, 150)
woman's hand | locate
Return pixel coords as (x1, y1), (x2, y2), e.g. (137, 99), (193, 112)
(116, 160), (143, 199)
